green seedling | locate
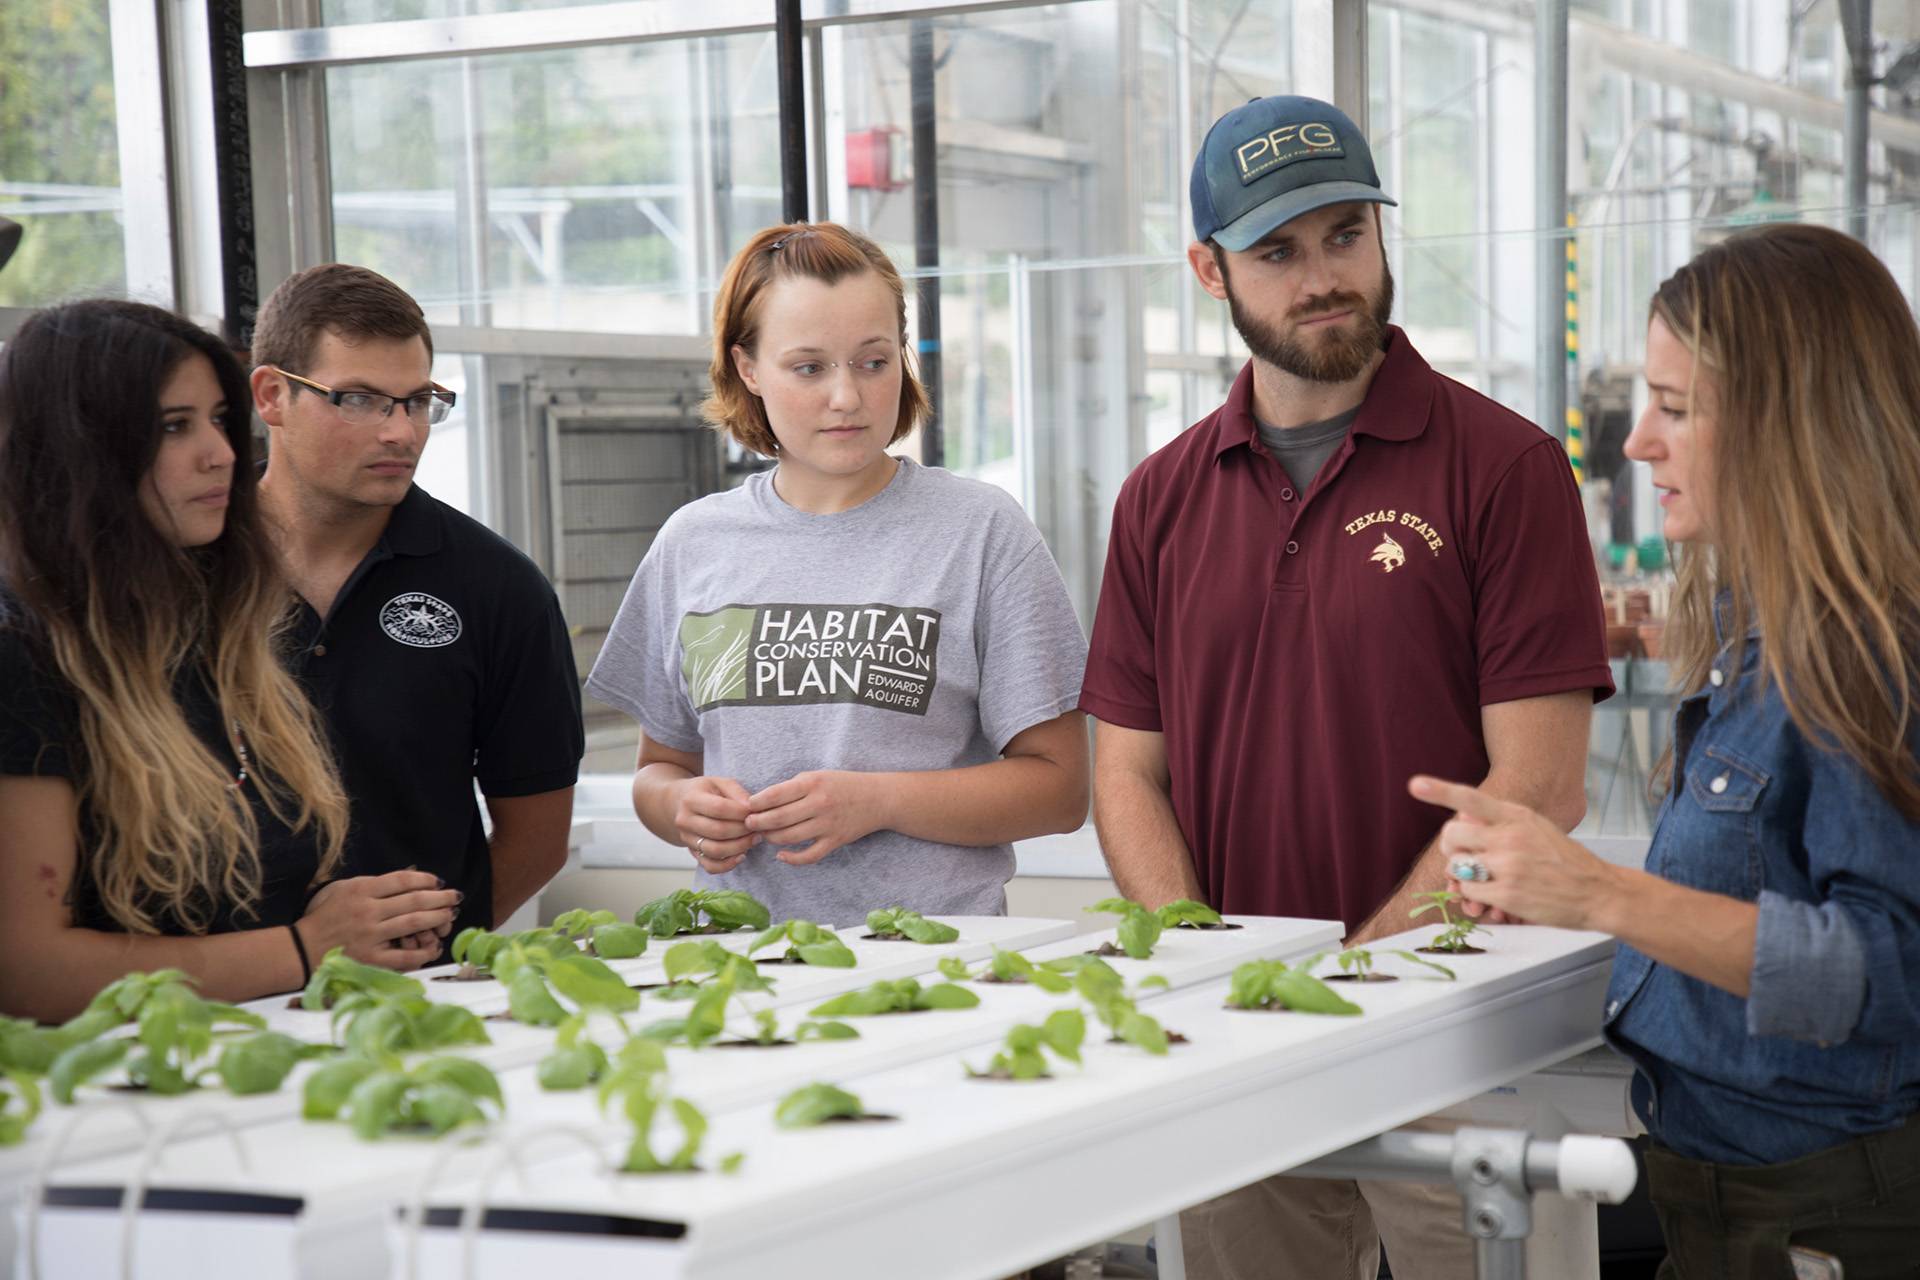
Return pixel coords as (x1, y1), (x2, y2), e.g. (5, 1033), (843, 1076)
(0, 1071), (43, 1146)
(1325, 947), (1456, 983)
(862, 907), (959, 944)
(1068, 959), (1175, 1054)
(448, 926), (576, 978)
(775, 1082), (877, 1129)
(809, 978), (980, 1017)
(303, 1052), (503, 1140)
(1225, 957), (1363, 1015)
(536, 1014), (613, 1091)
(47, 972), (282, 1101)
(938, 950), (1074, 992)
(635, 889), (771, 938)
(656, 940), (777, 994)
(643, 948), (851, 1048)
(1410, 890), (1489, 954)
(300, 948), (425, 1011)
(329, 993), (491, 1058)
(598, 1039), (739, 1173)
(747, 919), (857, 967)
(0, 1007), (125, 1076)
(1155, 898), (1226, 929)
(1086, 898), (1164, 959)
(449, 929), (638, 1026)
(966, 1009), (1086, 1080)
(552, 909), (652, 960)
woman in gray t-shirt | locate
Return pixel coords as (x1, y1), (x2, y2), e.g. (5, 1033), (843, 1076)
(585, 223), (1088, 927)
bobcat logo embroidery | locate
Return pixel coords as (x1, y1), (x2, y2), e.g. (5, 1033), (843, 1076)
(378, 592), (462, 647)
(1370, 533), (1406, 574)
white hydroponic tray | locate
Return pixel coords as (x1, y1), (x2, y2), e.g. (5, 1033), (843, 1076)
(18, 922), (1609, 1280)
(0, 913), (1085, 1273)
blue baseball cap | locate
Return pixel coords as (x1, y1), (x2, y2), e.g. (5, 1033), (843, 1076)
(1191, 96), (1395, 251)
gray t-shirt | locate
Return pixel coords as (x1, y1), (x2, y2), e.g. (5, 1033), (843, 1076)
(1255, 405), (1359, 491)
(585, 458), (1087, 927)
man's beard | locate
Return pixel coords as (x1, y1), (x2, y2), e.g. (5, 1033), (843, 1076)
(1220, 256), (1395, 384)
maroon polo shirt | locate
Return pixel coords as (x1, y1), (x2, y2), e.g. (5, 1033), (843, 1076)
(1081, 327), (1612, 931)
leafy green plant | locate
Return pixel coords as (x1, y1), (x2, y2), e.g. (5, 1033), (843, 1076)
(0, 1008), (123, 1076)
(643, 946), (852, 1048)
(862, 907), (959, 944)
(48, 972), (279, 1101)
(1086, 898), (1164, 959)
(775, 1082), (880, 1128)
(1325, 947), (1457, 983)
(536, 1014), (612, 1090)
(329, 993), (491, 1058)
(300, 948), (425, 1011)
(448, 926), (576, 978)
(1155, 898), (1226, 929)
(1, 1071), (42, 1146)
(938, 950), (1073, 992)
(1067, 959), (1176, 1054)
(303, 1053), (503, 1140)
(552, 909), (651, 960)
(1224, 958), (1362, 1016)
(598, 1039), (740, 1174)
(448, 928), (640, 1026)
(966, 1010), (1086, 1080)
(635, 889), (770, 938)
(747, 919), (856, 967)
(1410, 890), (1489, 954)
(809, 978), (980, 1017)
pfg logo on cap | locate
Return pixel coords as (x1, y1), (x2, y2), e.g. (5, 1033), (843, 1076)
(379, 592), (462, 648)
(1235, 121), (1344, 184)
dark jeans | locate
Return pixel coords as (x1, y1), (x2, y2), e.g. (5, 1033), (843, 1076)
(1646, 1112), (1920, 1279)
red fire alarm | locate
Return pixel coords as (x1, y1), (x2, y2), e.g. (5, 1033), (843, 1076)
(846, 127), (909, 191)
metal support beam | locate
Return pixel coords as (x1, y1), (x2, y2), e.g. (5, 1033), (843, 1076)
(243, 0), (1098, 69)
(776, 0), (809, 223)
(1535, 0), (1568, 444)
(1839, 0), (1876, 242)
(203, 1), (258, 346)
(910, 20), (943, 467)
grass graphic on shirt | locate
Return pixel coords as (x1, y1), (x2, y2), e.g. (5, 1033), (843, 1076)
(679, 603), (941, 715)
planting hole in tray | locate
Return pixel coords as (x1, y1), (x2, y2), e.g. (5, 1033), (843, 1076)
(1324, 973), (1398, 983)
(820, 1113), (898, 1125)
(1416, 946), (1486, 956)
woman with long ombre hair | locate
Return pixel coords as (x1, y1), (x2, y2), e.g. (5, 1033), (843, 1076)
(1409, 223), (1920, 1277)
(0, 300), (461, 1023)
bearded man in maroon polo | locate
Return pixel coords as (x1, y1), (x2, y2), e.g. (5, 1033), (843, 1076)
(1079, 95), (1612, 1280)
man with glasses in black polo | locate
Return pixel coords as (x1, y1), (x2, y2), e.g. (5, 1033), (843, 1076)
(250, 264), (584, 955)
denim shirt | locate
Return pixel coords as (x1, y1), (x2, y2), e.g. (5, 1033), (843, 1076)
(1603, 630), (1920, 1165)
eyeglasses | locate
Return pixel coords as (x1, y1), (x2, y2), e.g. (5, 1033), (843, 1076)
(271, 367), (456, 427)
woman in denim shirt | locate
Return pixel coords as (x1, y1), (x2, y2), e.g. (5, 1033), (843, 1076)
(1412, 223), (1920, 1279)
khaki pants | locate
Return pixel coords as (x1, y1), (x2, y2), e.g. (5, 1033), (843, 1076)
(1181, 1119), (1477, 1280)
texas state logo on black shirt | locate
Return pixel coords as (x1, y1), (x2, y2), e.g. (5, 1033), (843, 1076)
(378, 592), (463, 648)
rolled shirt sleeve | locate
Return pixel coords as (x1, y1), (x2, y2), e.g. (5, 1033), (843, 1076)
(1748, 890), (1869, 1043)
(1747, 737), (1920, 1047)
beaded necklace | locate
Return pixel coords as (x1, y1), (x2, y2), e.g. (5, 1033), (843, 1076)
(227, 722), (251, 791)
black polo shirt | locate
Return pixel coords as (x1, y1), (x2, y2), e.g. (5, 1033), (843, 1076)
(290, 484), (584, 934)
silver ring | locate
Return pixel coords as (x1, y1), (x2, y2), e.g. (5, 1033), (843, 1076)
(1449, 857), (1492, 883)
(694, 837), (707, 857)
